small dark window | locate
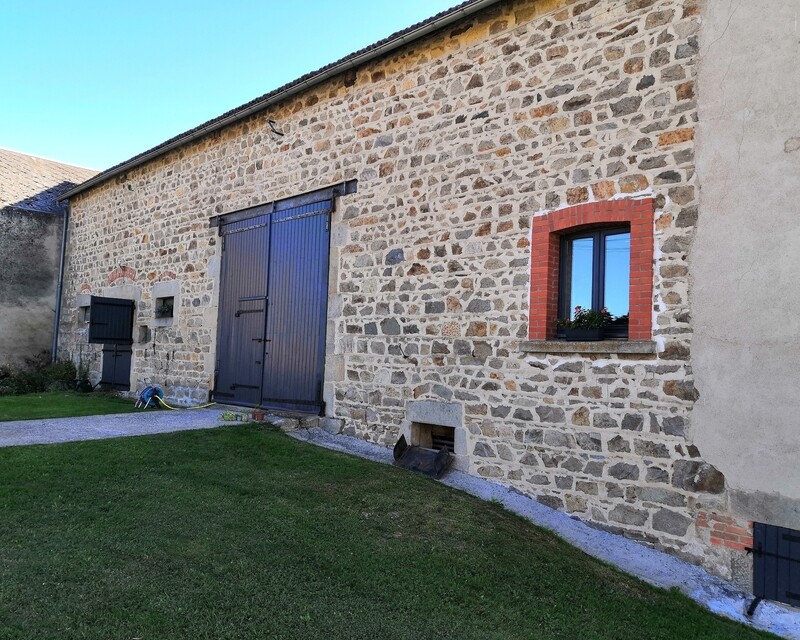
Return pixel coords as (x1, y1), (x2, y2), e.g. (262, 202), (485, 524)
(559, 226), (630, 338)
(155, 296), (174, 319)
(78, 306), (90, 323)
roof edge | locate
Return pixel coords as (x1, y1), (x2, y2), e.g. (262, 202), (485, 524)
(61, 0), (502, 202)
(0, 146), (98, 173)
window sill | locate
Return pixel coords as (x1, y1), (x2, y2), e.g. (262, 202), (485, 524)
(520, 340), (656, 355)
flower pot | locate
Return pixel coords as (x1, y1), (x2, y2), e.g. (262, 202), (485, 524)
(564, 327), (605, 341)
(252, 410), (266, 421)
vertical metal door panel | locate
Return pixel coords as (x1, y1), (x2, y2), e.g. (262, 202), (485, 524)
(261, 200), (330, 412)
(213, 211), (270, 406)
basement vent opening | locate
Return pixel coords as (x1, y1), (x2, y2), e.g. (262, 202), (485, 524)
(419, 423), (455, 454)
(393, 422), (455, 479)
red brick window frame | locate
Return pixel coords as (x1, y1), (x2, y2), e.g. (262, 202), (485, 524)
(528, 199), (654, 341)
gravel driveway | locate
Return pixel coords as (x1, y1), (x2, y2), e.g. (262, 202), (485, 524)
(0, 408), (232, 447)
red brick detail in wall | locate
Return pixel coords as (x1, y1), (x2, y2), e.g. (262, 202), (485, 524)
(107, 266), (136, 285)
(696, 512), (754, 552)
(528, 198), (654, 340)
(79, 283), (92, 293)
(158, 271), (177, 281)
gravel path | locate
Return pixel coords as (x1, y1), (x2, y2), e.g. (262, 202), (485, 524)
(0, 408), (232, 447)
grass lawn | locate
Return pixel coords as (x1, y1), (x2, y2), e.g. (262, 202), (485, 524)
(0, 426), (774, 640)
(0, 391), (138, 422)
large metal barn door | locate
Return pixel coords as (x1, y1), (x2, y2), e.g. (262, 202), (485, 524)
(260, 200), (331, 413)
(213, 208), (271, 406)
(212, 182), (354, 412)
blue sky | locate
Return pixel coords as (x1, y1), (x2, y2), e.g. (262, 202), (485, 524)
(1, 0), (457, 170)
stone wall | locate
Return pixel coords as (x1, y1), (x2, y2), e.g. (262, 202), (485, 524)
(0, 208), (62, 367)
(60, 0), (751, 580)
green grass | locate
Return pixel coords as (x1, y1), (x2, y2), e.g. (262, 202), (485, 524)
(0, 391), (138, 421)
(0, 426), (774, 640)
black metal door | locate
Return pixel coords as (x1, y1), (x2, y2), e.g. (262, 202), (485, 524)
(88, 296), (134, 344)
(213, 209), (271, 407)
(753, 522), (800, 607)
(100, 344), (132, 390)
(213, 199), (331, 412)
(88, 296), (134, 391)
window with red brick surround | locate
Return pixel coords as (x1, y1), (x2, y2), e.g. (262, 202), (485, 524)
(528, 198), (654, 340)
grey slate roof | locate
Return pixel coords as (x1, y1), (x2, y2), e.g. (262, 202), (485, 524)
(61, 0), (500, 201)
(0, 148), (97, 215)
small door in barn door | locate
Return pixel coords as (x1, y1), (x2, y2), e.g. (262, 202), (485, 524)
(213, 209), (271, 407)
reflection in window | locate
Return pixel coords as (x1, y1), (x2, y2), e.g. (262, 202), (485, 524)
(560, 227), (630, 337)
(568, 237), (593, 318)
(604, 232), (630, 318)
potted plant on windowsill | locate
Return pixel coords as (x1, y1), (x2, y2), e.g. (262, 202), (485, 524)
(557, 306), (612, 341)
(155, 299), (174, 319)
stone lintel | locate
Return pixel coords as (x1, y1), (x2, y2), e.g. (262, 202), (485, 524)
(406, 400), (463, 428)
(520, 340), (657, 355)
(152, 279), (180, 300)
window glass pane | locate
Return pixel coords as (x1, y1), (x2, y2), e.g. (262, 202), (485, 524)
(604, 232), (630, 318)
(569, 236), (594, 319)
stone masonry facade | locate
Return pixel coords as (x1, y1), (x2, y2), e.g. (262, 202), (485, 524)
(59, 0), (753, 581)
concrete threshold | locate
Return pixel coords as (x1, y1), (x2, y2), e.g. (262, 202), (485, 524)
(287, 426), (800, 640)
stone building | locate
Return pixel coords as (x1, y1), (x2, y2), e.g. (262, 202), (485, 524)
(0, 148), (96, 367)
(57, 0), (800, 589)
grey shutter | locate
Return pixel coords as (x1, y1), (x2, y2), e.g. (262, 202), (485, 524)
(88, 296), (134, 345)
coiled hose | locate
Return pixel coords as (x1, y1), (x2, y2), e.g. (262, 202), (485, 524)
(136, 384), (216, 410)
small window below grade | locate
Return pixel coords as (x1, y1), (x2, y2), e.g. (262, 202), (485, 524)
(155, 296), (174, 319)
(559, 227), (630, 339)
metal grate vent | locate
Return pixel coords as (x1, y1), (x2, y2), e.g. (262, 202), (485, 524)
(752, 522), (800, 608)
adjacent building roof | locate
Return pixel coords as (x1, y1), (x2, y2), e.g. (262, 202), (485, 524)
(0, 148), (97, 215)
(60, 0), (501, 202)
